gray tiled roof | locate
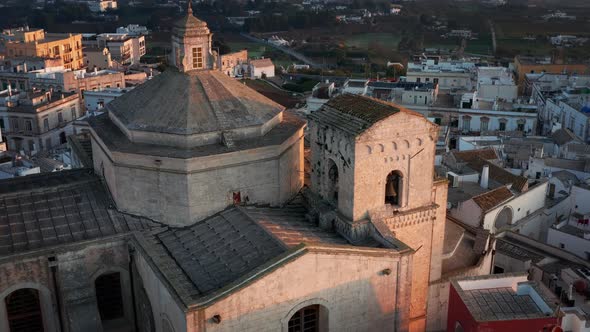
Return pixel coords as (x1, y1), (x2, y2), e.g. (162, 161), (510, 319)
(88, 111), (305, 159)
(308, 94), (403, 136)
(242, 199), (351, 247)
(462, 287), (544, 321)
(107, 69), (284, 136)
(0, 169), (158, 256)
(495, 238), (545, 262)
(144, 207), (287, 299)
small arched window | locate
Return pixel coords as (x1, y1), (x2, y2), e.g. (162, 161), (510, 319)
(385, 171), (403, 206)
(327, 160), (339, 204)
(288, 305), (319, 332)
(5, 288), (44, 332)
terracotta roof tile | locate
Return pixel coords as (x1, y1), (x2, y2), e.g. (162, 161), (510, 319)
(466, 157), (529, 192)
(250, 58), (274, 67)
(453, 148), (498, 163)
(472, 186), (513, 212)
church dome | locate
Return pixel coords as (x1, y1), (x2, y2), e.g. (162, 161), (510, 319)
(106, 69), (285, 148)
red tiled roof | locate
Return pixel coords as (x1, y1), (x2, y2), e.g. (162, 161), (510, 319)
(453, 148), (498, 163)
(472, 186), (513, 212)
(466, 157), (529, 192)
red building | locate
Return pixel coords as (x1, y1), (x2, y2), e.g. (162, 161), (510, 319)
(448, 274), (560, 332)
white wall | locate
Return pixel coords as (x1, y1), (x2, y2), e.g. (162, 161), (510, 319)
(482, 182), (548, 232)
(547, 227), (589, 259)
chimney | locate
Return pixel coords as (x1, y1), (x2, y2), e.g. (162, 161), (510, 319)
(480, 165), (489, 189)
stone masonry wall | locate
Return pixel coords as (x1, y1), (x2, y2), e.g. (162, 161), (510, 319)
(188, 251), (413, 332)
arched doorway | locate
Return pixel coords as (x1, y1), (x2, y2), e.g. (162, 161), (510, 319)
(288, 305), (319, 332)
(327, 160), (339, 204)
(494, 207), (513, 229)
(5, 288), (44, 332)
(385, 171), (403, 206)
(95, 272), (124, 321)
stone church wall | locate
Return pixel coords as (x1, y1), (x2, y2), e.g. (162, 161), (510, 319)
(92, 130), (304, 227)
(189, 250), (412, 332)
(132, 248), (186, 332)
(0, 238), (135, 332)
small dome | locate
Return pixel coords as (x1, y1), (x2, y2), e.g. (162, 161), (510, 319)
(173, 3), (209, 35)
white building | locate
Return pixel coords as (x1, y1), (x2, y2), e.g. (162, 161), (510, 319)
(248, 58), (274, 79)
(406, 58), (475, 91)
(116, 24), (149, 36)
(366, 81), (438, 106)
(476, 67), (518, 102)
(548, 216), (590, 260)
(341, 78), (368, 95)
(84, 33), (146, 65)
(83, 87), (133, 112)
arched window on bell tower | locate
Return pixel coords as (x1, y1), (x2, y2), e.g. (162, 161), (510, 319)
(385, 170), (403, 206)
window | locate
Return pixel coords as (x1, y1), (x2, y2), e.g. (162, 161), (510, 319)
(462, 116), (471, 132)
(192, 47), (203, 69)
(43, 118), (49, 131)
(5, 288), (44, 332)
(25, 120), (32, 132)
(560, 243), (565, 249)
(95, 272), (124, 321)
(45, 138), (52, 149)
(327, 160), (339, 204)
(71, 107), (76, 120)
(11, 118), (19, 131)
(57, 112), (63, 124)
(499, 120), (506, 131)
(385, 171), (403, 206)
(288, 305), (319, 332)
(493, 266), (505, 274)
(480, 118), (489, 132)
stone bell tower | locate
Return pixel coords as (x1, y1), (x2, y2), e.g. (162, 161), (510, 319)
(170, 2), (218, 71)
(308, 94), (448, 331)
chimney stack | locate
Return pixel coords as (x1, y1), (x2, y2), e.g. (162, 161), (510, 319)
(480, 165), (489, 189)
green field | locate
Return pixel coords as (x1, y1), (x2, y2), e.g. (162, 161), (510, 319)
(343, 33), (401, 50)
(226, 42), (267, 58)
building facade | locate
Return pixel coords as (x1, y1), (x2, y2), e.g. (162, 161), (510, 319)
(3, 28), (84, 70)
(0, 90), (81, 153)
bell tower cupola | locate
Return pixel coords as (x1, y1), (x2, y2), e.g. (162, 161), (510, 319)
(171, 2), (218, 72)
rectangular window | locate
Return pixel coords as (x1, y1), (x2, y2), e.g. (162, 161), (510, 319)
(11, 118), (19, 131)
(499, 121), (506, 131)
(71, 107), (77, 120)
(463, 118), (471, 132)
(25, 120), (32, 132)
(481, 120), (489, 132)
(192, 47), (203, 69)
(58, 112), (64, 123)
(43, 118), (49, 131)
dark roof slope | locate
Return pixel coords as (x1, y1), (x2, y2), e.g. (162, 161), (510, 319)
(107, 69), (284, 136)
(551, 128), (579, 146)
(472, 186), (514, 212)
(152, 208), (286, 296)
(309, 94), (421, 136)
(0, 169), (157, 256)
